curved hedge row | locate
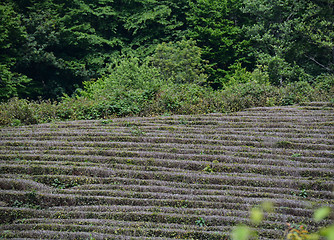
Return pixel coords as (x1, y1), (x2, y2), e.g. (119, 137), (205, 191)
(0, 103), (333, 239)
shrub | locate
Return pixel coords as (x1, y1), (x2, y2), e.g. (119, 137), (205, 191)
(147, 83), (224, 115)
(221, 82), (280, 112)
(313, 74), (334, 101)
(76, 56), (163, 117)
(223, 64), (270, 87)
(0, 98), (59, 126)
(0, 98), (38, 125)
(281, 81), (316, 105)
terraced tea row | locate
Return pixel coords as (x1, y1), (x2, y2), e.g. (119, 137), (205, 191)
(0, 104), (333, 239)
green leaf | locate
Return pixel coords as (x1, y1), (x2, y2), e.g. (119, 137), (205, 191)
(320, 225), (334, 240)
(250, 208), (263, 225)
(261, 201), (274, 213)
(314, 207), (331, 222)
(231, 225), (251, 240)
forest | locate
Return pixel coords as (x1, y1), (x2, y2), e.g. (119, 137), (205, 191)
(0, 0), (333, 125)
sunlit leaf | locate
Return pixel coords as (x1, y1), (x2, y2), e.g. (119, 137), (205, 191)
(261, 201), (274, 213)
(320, 225), (334, 240)
(308, 233), (320, 240)
(250, 208), (263, 225)
(231, 225), (251, 240)
(314, 207), (331, 222)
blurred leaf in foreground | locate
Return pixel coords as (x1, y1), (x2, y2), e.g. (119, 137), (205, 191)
(314, 207), (331, 222)
(231, 225), (251, 240)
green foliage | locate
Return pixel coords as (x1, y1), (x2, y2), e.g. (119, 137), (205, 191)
(195, 217), (206, 227)
(231, 225), (253, 240)
(1, 79), (332, 126)
(149, 39), (208, 85)
(1, 0), (333, 101)
(114, 0), (188, 51)
(0, 97), (58, 126)
(11, 190), (40, 209)
(299, 189), (308, 198)
(231, 203), (334, 240)
(151, 82), (223, 115)
(221, 82), (280, 112)
(51, 178), (78, 189)
(0, 3), (30, 101)
(73, 42), (221, 117)
(0, 0), (190, 100)
(281, 81), (315, 105)
(241, 0), (334, 85)
(15, 0), (95, 99)
(186, 0), (252, 87)
(314, 207), (331, 223)
(223, 63), (270, 87)
(0, 98), (38, 125)
(203, 164), (214, 173)
(0, 64), (31, 101)
(80, 56), (162, 116)
(250, 207), (263, 225)
(314, 74), (334, 97)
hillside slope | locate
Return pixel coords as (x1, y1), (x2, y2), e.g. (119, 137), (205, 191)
(0, 103), (333, 239)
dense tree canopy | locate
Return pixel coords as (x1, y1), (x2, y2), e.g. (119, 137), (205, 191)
(186, 0), (252, 87)
(0, 0), (333, 101)
(0, 3), (30, 100)
(242, 0), (334, 85)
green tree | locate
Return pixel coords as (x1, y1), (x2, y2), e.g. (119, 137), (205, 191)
(149, 39), (208, 85)
(14, 0), (120, 99)
(0, 3), (30, 101)
(186, 0), (252, 88)
(241, 0), (334, 85)
(113, 0), (189, 56)
(1, 0), (190, 100)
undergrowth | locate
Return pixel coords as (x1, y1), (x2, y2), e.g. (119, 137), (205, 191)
(0, 80), (332, 127)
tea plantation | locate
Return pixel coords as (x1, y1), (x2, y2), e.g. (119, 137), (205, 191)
(0, 103), (333, 239)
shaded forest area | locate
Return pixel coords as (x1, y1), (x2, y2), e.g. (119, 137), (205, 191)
(0, 0), (333, 124)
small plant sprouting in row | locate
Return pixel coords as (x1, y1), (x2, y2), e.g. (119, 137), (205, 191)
(51, 178), (78, 189)
(178, 117), (188, 125)
(291, 153), (302, 158)
(203, 164), (214, 173)
(202, 160), (219, 173)
(100, 119), (113, 125)
(195, 217), (206, 227)
(291, 188), (308, 198)
(299, 189), (308, 198)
